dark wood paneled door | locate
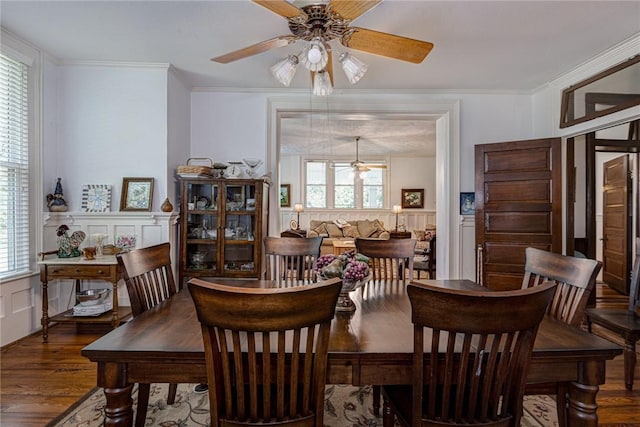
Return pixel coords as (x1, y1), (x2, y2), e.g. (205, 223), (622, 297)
(475, 138), (562, 290)
(602, 155), (630, 294)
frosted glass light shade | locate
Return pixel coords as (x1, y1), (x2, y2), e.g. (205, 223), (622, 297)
(313, 70), (333, 96)
(270, 55), (299, 86)
(339, 52), (368, 84)
(300, 39), (329, 72)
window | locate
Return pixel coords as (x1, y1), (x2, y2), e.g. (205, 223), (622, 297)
(305, 160), (386, 209)
(0, 53), (30, 278)
(306, 161), (326, 208)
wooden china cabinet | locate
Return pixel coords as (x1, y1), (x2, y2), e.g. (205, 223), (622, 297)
(177, 177), (269, 287)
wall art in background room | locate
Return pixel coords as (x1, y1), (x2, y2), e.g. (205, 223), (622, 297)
(460, 192), (476, 215)
(401, 188), (424, 209)
(81, 184), (111, 212)
(280, 184), (291, 207)
(115, 234), (136, 250)
(120, 177), (154, 211)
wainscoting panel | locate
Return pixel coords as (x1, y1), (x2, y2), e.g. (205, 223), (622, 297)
(278, 209), (437, 236)
(41, 212), (179, 319)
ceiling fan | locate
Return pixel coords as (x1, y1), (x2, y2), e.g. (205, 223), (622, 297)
(211, 0), (434, 90)
(333, 136), (387, 173)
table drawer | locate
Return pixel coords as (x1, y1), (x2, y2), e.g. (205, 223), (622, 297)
(47, 265), (117, 280)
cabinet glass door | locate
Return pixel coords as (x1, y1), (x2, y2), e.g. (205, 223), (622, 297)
(186, 181), (220, 274)
(222, 183), (257, 274)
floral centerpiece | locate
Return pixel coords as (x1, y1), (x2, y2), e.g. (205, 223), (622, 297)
(315, 250), (371, 312)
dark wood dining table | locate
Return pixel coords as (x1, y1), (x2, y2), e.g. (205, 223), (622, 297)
(82, 279), (622, 427)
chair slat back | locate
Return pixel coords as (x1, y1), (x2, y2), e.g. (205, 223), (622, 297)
(522, 247), (601, 327)
(264, 237), (323, 284)
(407, 281), (556, 427)
(629, 237), (640, 313)
(188, 278), (341, 427)
(355, 238), (416, 280)
(117, 242), (177, 317)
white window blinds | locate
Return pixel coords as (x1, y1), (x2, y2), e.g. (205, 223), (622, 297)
(0, 53), (30, 278)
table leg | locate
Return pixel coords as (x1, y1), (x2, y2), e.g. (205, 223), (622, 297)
(566, 360), (602, 427)
(41, 279), (49, 342)
(623, 337), (637, 391)
(99, 362), (134, 427)
(111, 280), (120, 328)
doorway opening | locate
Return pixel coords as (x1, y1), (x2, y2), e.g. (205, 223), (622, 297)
(570, 120), (639, 295)
(266, 97), (461, 278)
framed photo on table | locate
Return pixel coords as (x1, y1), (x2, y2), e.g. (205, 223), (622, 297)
(401, 188), (424, 209)
(81, 184), (111, 212)
(280, 184), (291, 207)
(120, 177), (154, 211)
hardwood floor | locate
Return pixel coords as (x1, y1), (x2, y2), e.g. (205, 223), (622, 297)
(1, 284), (639, 426)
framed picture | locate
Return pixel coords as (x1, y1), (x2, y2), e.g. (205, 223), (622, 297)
(460, 192), (476, 215)
(81, 184), (111, 212)
(401, 188), (424, 209)
(115, 234), (136, 250)
(120, 177), (154, 211)
(280, 184), (291, 207)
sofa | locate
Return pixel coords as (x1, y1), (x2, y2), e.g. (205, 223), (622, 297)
(307, 219), (390, 255)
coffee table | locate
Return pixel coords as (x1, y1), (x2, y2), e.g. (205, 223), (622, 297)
(332, 240), (355, 255)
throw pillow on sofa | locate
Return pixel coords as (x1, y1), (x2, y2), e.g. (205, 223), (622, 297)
(310, 221), (329, 237)
(342, 225), (360, 238)
(324, 222), (344, 238)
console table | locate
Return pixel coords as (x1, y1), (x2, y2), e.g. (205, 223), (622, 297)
(37, 251), (132, 342)
(389, 231), (412, 239)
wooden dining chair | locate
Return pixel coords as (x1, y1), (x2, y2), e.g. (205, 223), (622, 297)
(263, 236), (323, 283)
(116, 242), (178, 427)
(521, 247), (602, 328)
(586, 237), (640, 391)
(355, 237), (416, 415)
(355, 238), (416, 280)
(414, 235), (436, 279)
(188, 277), (342, 427)
(520, 247), (601, 426)
(381, 280), (557, 427)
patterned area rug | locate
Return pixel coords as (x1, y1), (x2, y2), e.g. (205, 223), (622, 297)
(47, 383), (558, 427)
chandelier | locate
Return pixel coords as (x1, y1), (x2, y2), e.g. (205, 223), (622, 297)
(270, 38), (368, 96)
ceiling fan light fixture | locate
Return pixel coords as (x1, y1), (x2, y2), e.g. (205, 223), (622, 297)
(339, 52), (368, 84)
(300, 38), (329, 72)
(313, 70), (333, 96)
(270, 55), (299, 86)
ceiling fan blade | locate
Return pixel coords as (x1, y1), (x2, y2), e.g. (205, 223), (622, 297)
(252, 0), (305, 19)
(365, 164), (387, 169)
(211, 36), (297, 63)
(331, 0), (382, 21)
(342, 27), (434, 64)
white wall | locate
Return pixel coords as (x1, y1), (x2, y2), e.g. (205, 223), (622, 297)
(167, 68), (191, 208)
(390, 156), (436, 210)
(46, 63), (170, 212)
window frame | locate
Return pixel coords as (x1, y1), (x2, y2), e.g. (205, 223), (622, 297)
(0, 30), (42, 282)
(303, 158), (387, 209)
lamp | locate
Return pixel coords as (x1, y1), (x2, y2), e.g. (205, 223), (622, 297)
(294, 204), (304, 230)
(270, 55), (299, 86)
(392, 205), (402, 232)
(313, 70), (333, 96)
(271, 37), (367, 95)
(300, 38), (329, 72)
(338, 52), (368, 84)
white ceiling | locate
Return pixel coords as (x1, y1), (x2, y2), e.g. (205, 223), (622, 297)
(2, 0), (639, 156)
